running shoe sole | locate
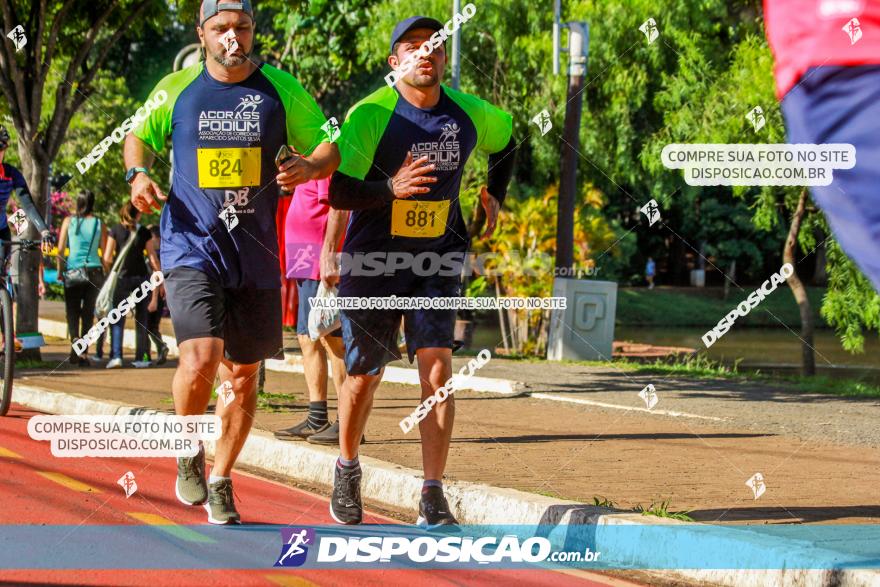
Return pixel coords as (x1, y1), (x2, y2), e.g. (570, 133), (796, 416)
(416, 515), (461, 532)
(329, 500), (361, 525)
(203, 502), (241, 525)
(175, 478), (207, 506)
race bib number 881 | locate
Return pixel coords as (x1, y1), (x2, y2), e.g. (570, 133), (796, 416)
(390, 199), (450, 238)
(197, 147), (261, 188)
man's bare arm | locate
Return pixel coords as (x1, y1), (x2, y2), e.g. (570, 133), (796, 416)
(124, 133), (166, 213)
(277, 142), (341, 192)
(320, 208), (350, 289)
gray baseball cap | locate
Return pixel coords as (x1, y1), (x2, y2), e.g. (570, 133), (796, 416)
(200, 0), (254, 27)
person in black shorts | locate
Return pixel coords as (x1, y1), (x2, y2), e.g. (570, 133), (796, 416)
(124, 0), (339, 524)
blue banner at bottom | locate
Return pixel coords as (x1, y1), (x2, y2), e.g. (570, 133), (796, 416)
(1, 524), (879, 570)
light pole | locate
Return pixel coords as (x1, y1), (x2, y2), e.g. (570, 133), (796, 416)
(451, 0), (461, 89)
(553, 0), (589, 274)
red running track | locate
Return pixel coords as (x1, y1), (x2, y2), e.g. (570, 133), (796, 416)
(0, 404), (644, 587)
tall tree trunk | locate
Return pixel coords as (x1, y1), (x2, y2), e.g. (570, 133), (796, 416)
(723, 259), (736, 301)
(16, 145), (48, 361)
(784, 189), (815, 376)
(813, 231), (828, 285)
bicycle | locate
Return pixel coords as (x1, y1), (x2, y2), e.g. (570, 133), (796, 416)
(0, 238), (44, 416)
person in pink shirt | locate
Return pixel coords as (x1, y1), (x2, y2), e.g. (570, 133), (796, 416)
(275, 178), (348, 445)
(765, 0), (880, 292)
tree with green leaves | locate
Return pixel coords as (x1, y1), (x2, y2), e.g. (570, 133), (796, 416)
(0, 0), (169, 357)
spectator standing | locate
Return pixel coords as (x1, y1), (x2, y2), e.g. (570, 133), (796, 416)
(275, 178), (348, 445)
(102, 202), (159, 369)
(56, 191), (107, 365)
(145, 224), (169, 365)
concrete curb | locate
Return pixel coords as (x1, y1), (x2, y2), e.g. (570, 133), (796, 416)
(38, 317), (523, 395)
(13, 382), (879, 586)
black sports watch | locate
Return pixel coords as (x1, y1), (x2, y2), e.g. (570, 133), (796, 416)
(125, 166), (150, 184)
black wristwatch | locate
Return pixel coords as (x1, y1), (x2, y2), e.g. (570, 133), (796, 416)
(125, 166), (150, 184)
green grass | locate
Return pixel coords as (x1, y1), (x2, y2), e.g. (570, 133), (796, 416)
(618, 354), (880, 398)
(557, 353), (880, 397)
(256, 391), (299, 413)
(635, 500), (694, 522)
(161, 391), (301, 413)
(16, 359), (55, 369)
(616, 286), (828, 328)
(593, 496), (617, 508)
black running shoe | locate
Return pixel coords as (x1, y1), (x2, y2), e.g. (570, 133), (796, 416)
(307, 421), (366, 446)
(275, 418), (330, 440)
(417, 486), (459, 529)
(330, 463), (362, 525)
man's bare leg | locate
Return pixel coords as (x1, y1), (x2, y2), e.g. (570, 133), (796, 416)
(413, 347), (458, 527)
(299, 334), (328, 401)
(331, 369), (381, 525)
(211, 357), (260, 476)
(173, 337), (223, 416)
(415, 347), (454, 481)
(322, 335), (347, 395)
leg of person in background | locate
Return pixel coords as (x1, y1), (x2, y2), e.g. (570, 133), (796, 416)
(108, 314), (125, 368)
(276, 278), (339, 441)
(146, 291), (169, 365)
(307, 334), (349, 445)
(107, 277), (135, 369)
(95, 329), (105, 361)
(79, 283), (98, 366)
(274, 333), (330, 440)
(63, 282), (85, 364)
(132, 286), (152, 367)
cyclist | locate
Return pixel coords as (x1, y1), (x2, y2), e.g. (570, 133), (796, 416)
(0, 126), (54, 261)
(124, 0), (339, 524)
(322, 16), (516, 527)
(0, 125), (54, 352)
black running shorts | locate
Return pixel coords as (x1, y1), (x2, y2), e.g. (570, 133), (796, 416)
(164, 266), (282, 365)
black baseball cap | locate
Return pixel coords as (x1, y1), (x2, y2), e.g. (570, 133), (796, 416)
(0, 126), (9, 149)
(389, 16), (444, 54)
(200, 0), (253, 27)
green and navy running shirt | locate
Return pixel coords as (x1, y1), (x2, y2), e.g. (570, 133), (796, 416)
(336, 84), (512, 296)
(134, 62), (330, 288)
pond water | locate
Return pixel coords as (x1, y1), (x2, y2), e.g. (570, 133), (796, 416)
(470, 320), (880, 383)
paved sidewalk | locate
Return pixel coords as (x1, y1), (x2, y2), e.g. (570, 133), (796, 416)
(18, 330), (880, 526)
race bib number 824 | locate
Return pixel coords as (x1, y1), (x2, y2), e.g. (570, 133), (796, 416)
(197, 147), (261, 188)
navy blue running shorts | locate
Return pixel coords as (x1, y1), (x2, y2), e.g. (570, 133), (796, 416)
(339, 277), (461, 376)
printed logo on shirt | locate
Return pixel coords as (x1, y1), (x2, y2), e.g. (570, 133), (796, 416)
(199, 94), (263, 142)
(410, 121), (461, 171)
(222, 187), (255, 214)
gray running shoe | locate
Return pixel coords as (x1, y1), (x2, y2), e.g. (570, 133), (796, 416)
(204, 478), (241, 525)
(175, 445), (208, 506)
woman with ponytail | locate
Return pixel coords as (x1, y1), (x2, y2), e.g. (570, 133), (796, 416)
(56, 191), (107, 365)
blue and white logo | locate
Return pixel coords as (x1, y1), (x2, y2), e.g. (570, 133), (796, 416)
(275, 528), (315, 567)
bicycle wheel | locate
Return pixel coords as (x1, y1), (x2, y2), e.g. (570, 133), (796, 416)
(0, 285), (15, 416)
